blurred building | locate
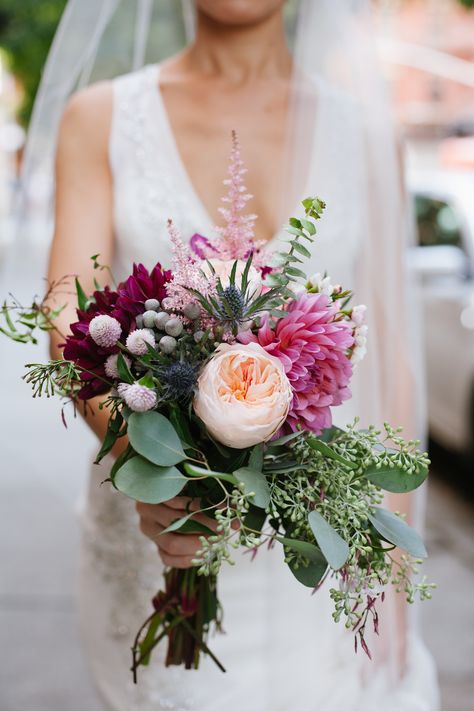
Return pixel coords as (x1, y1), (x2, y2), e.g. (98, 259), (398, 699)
(377, 0), (474, 139)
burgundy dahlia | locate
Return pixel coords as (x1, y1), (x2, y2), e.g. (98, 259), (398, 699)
(63, 263), (171, 399)
(238, 292), (354, 434)
(116, 262), (172, 318)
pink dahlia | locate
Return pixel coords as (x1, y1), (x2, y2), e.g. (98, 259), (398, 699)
(238, 292), (354, 434)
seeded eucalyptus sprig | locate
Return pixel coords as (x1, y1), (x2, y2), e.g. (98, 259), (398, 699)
(265, 196), (326, 294)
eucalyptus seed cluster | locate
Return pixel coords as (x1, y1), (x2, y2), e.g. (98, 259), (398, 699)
(192, 507), (240, 577)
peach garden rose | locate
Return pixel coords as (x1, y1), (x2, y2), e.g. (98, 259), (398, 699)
(193, 342), (292, 448)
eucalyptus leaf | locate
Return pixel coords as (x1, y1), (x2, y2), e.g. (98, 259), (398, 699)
(308, 510), (350, 570)
(249, 444), (263, 472)
(277, 537), (325, 562)
(243, 505), (267, 535)
(114, 456), (187, 503)
(288, 557), (327, 588)
(291, 241), (311, 259)
(234, 467), (270, 509)
(128, 411), (186, 466)
(300, 218), (317, 236)
(368, 507), (427, 558)
(365, 462), (428, 493)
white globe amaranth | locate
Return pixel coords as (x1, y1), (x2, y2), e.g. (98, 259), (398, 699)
(88, 314), (122, 348)
(104, 353), (131, 379)
(117, 383), (157, 412)
(126, 328), (156, 356)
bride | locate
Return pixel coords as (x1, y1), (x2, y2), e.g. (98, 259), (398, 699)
(30, 0), (440, 709)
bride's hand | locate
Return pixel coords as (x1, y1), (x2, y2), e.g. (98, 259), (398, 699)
(136, 497), (219, 569)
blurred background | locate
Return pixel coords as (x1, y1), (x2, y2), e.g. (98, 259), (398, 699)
(0, 1), (473, 709)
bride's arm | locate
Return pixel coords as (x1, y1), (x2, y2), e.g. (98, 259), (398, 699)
(48, 84), (204, 565)
(48, 83), (121, 450)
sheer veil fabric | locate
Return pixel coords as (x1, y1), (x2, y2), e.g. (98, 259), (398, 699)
(19, 0), (438, 708)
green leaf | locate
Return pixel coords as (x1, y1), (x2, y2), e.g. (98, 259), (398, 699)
(300, 218), (316, 235)
(117, 353), (134, 384)
(285, 266), (307, 279)
(291, 241), (311, 259)
(249, 444), (263, 472)
(284, 225), (304, 237)
(234, 467), (270, 509)
(307, 436), (356, 469)
(243, 505), (267, 535)
(365, 462), (428, 493)
(288, 217), (302, 228)
(317, 426), (344, 443)
(183, 462), (237, 485)
(308, 510), (350, 570)
(288, 557), (327, 588)
(114, 456), (187, 503)
(162, 514), (214, 536)
(75, 277), (88, 312)
(128, 412), (186, 466)
(266, 431), (304, 449)
(109, 443), (134, 482)
(368, 507), (427, 558)
(169, 408), (195, 449)
(277, 537), (325, 562)
(264, 272), (289, 288)
(94, 410), (124, 464)
(229, 259), (238, 286)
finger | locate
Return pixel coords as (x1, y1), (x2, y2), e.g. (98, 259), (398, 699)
(158, 551), (196, 569)
(157, 532), (203, 558)
(165, 496), (201, 512)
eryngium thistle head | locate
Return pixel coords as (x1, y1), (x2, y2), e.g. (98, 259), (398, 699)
(218, 286), (245, 321)
(160, 361), (197, 401)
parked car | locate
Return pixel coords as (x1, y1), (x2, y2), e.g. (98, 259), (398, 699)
(408, 170), (474, 457)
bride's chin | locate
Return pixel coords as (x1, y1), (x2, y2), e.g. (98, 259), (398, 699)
(194, 0), (286, 27)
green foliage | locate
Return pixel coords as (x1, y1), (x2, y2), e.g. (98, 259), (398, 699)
(114, 455), (187, 504)
(368, 507), (427, 559)
(0, 0), (67, 126)
(233, 467), (271, 509)
(308, 510), (350, 570)
(127, 411), (186, 467)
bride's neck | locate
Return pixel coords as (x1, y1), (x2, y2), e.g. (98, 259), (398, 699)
(186, 9), (292, 82)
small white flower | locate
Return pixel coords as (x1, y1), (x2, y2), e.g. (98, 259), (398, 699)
(308, 272), (334, 296)
(117, 383), (157, 412)
(351, 304), (367, 327)
(88, 315), (122, 348)
(126, 328), (155, 356)
(351, 344), (367, 365)
(104, 353), (131, 380)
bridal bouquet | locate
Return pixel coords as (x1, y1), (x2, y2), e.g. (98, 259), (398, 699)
(2, 134), (433, 679)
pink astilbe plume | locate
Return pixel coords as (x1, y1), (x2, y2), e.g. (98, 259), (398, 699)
(197, 131), (266, 265)
(167, 220), (216, 311)
(238, 292), (354, 434)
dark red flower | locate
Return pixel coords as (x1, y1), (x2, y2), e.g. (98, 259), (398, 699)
(116, 262), (172, 318)
(63, 263), (172, 400)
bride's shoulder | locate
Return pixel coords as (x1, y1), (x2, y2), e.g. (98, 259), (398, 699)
(60, 81), (113, 153)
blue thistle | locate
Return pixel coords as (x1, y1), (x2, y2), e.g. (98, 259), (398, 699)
(159, 361), (198, 402)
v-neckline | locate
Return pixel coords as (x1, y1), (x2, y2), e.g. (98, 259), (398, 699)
(148, 63), (321, 248)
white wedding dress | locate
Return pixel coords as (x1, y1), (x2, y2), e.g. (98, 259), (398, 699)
(78, 64), (439, 711)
